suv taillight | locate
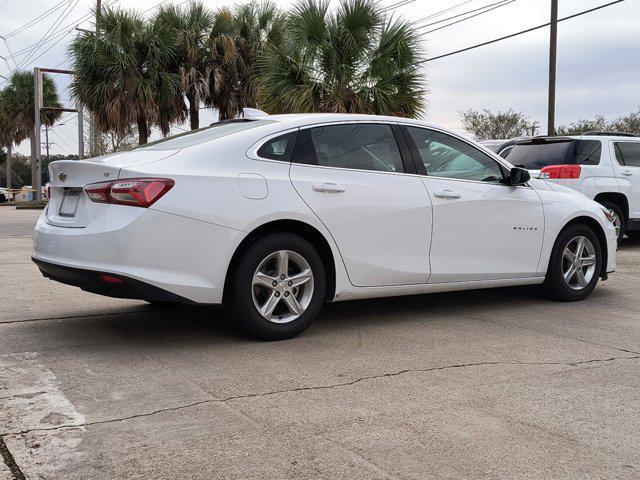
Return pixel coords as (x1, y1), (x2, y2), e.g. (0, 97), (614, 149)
(85, 178), (174, 208)
(540, 164), (581, 179)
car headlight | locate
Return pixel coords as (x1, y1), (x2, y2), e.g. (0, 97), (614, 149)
(602, 208), (615, 224)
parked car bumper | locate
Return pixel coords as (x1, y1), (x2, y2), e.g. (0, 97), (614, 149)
(32, 207), (243, 303)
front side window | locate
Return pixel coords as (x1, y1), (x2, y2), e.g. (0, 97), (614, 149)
(615, 142), (640, 167)
(295, 124), (405, 173)
(406, 127), (504, 182)
(257, 132), (296, 161)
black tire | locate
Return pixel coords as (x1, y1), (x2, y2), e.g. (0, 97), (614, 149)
(226, 232), (326, 340)
(598, 201), (625, 244)
(543, 223), (603, 301)
(626, 231), (640, 240)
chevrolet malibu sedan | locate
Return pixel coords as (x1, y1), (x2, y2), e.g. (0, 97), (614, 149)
(33, 114), (617, 340)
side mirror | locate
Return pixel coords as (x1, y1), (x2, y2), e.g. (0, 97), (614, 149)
(509, 167), (530, 186)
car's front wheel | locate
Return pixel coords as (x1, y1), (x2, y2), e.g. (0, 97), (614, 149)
(227, 233), (326, 340)
(543, 223), (603, 301)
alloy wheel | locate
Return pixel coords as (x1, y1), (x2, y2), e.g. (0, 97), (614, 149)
(251, 250), (314, 323)
(561, 236), (597, 290)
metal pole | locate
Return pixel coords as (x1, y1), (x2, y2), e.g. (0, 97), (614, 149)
(33, 67), (42, 201)
(547, 0), (558, 136)
(78, 104), (84, 159)
(6, 143), (11, 192)
(45, 125), (50, 165)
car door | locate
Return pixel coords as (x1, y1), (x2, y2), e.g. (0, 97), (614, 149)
(289, 122), (432, 287)
(402, 125), (545, 283)
(613, 141), (640, 219)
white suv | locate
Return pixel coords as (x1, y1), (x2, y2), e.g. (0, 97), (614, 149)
(496, 133), (640, 241)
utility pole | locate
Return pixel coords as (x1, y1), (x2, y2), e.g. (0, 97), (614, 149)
(547, 0), (558, 136)
(33, 67), (42, 201)
(89, 0), (102, 157)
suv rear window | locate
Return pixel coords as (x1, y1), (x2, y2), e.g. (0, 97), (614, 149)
(506, 139), (601, 169)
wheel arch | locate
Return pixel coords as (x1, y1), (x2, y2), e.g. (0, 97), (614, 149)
(223, 219), (337, 303)
(561, 215), (608, 279)
(594, 192), (629, 222)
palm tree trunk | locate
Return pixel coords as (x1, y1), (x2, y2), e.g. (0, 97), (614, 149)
(6, 144), (12, 191)
(187, 92), (199, 130)
(136, 116), (149, 145)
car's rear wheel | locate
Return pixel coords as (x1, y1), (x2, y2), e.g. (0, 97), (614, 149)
(599, 201), (625, 243)
(227, 233), (326, 340)
(543, 224), (602, 301)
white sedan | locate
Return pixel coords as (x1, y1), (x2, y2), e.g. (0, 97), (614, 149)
(33, 114), (617, 339)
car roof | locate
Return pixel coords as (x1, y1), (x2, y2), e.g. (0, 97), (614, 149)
(260, 113), (436, 129)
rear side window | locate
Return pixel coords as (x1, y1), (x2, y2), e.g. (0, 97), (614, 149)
(257, 132), (297, 161)
(615, 142), (640, 167)
(293, 124), (405, 173)
(575, 140), (601, 165)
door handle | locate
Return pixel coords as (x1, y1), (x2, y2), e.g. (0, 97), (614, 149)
(312, 182), (345, 193)
(433, 190), (461, 199)
(621, 170), (633, 176)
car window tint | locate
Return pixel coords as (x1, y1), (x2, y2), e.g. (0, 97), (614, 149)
(306, 124), (404, 173)
(257, 133), (296, 161)
(575, 140), (601, 165)
(406, 127), (503, 182)
(136, 119), (274, 151)
(615, 142), (640, 167)
(506, 141), (573, 169)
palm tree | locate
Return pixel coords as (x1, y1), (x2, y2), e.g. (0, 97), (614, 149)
(2, 72), (61, 189)
(257, 0), (426, 117)
(233, 2), (285, 110)
(69, 7), (185, 146)
(204, 7), (240, 121)
(0, 91), (15, 190)
(154, 2), (213, 130)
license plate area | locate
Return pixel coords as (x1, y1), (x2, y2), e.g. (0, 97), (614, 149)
(58, 188), (81, 217)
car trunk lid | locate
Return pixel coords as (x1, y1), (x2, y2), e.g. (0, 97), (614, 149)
(46, 150), (178, 228)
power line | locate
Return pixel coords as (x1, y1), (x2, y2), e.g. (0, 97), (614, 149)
(417, 0), (626, 64)
(416, 0), (509, 28)
(418, 0), (515, 36)
(4, 0), (70, 39)
(15, 0), (78, 71)
(381, 0), (415, 13)
(414, 0), (478, 24)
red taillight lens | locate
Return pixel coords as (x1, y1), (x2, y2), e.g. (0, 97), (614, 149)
(540, 164), (581, 179)
(84, 178), (174, 208)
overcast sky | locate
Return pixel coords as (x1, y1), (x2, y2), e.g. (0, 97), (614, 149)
(1, 0), (638, 154)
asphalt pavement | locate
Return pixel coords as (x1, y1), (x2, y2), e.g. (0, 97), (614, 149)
(1, 207), (640, 479)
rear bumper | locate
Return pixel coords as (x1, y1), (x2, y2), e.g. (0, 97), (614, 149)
(33, 206), (243, 303)
(32, 257), (192, 303)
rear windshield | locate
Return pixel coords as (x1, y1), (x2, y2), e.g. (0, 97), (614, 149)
(135, 119), (274, 151)
(506, 140), (601, 169)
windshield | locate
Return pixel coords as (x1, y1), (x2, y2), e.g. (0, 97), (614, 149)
(506, 141), (573, 169)
(135, 119), (275, 151)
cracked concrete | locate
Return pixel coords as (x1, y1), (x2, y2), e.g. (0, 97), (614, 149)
(2, 354), (639, 440)
(2, 209), (640, 479)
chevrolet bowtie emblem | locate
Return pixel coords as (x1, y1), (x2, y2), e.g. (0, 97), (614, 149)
(58, 172), (67, 182)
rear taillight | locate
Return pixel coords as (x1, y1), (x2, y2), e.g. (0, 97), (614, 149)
(85, 178), (174, 208)
(540, 164), (581, 179)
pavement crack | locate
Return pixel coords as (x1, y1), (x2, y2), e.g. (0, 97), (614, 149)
(3, 355), (639, 437)
(0, 435), (27, 480)
(476, 317), (640, 356)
